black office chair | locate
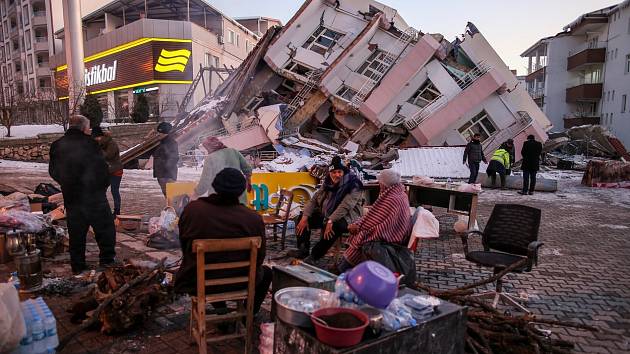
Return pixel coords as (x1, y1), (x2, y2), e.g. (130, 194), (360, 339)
(460, 204), (543, 313)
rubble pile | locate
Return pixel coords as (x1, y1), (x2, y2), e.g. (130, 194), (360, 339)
(123, 0), (551, 173)
(69, 263), (171, 334)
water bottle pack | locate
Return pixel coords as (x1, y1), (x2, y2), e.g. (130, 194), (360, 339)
(9, 272), (20, 290)
(334, 273), (365, 307)
(381, 298), (417, 331)
(14, 297), (58, 354)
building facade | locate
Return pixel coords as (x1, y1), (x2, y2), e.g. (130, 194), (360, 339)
(0, 0), (56, 122)
(521, 1), (630, 146)
(211, 0), (551, 160)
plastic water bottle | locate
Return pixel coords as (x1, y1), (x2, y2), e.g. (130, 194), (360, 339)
(31, 307), (47, 354)
(36, 298), (59, 351)
(19, 303), (33, 354)
(9, 272), (20, 290)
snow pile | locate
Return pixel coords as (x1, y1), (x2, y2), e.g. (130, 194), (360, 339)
(185, 96), (226, 124)
(0, 125), (64, 139)
(257, 152), (330, 172)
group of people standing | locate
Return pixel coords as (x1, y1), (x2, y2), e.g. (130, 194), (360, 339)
(463, 133), (543, 194)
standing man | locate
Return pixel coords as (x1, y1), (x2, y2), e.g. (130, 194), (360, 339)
(463, 133), (487, 184)
(519, 135), (543, 195)
(49, 115), (116, 275)
(153, 122), (179, 197)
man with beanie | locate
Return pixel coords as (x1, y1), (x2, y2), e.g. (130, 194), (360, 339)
(290, 156), (364, 264)
(152, 122), (179, 196)
(174, 168), (271, 315)
(49, 115), (117, 274)
(463, 133), (487, 184)
(519, 135), (543, 195)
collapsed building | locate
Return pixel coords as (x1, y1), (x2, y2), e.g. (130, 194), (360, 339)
(123, 0), (553, 166)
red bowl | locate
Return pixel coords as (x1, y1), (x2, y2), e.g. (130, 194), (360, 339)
(311, 307), (369, 348)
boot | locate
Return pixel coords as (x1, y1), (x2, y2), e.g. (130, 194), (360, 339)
(287, 237), (310, 259)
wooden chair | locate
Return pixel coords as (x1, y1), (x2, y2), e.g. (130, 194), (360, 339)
(190, 237), (261, 354)
(262, 189), (294, 250)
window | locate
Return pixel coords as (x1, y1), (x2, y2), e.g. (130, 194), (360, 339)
(622, 94), (627, 113)
(628, 18), (630, 34)
(612, 90), (615, 101)
(408, 79), (441, 108)
(336, 85), (358, 102)
(284, 61), (312, 76)
(22, 5), (28, 26)
(357, 50), (394, 81)
(302, 25), (343, 55)
(246, 40), (252, 53)
(615, 48), (618, 59)
(213, 55), (220, 67)
(458, 110), (498, 143)
(243, 96), (263, 113)
(235, 33), (240, 47)
(28, 78), (34, 93)
(204, 52), (211, 67)
(626, 54), (630, 74)
(610, 113), (614, 125)
(24, 29), (30, 50)
(227, 29), (236, 44)
(27, 54), (32, 73)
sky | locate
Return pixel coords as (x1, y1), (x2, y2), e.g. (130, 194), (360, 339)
(208, 0), (620, 75)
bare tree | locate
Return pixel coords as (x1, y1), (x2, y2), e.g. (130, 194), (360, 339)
(38, 81), (86, 131)
(0, 86), (21, 137)
(159, 90), (179, 120)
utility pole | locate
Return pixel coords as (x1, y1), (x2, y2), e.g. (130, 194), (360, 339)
(62, 0), (85, 113)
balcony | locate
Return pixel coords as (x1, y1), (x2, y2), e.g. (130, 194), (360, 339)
(36, 63), (50, 76)
(566, 83), (603, 102)
(33, 40), (48, 52)
(525, 65), (545, 82)
(32, 12), (47, 27)
(528, 87), (545, 100)
(563, 115), (600, 128)
(567, 43), (606, 71)
(11, 48), (21, 60)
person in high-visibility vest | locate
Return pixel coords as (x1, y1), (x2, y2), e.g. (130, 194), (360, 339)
(486, 143), (511, 189)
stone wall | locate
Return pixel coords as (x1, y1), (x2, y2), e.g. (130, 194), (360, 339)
(0, 123), (158, 162)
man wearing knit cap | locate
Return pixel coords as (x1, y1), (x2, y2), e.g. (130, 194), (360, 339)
(289, 156), (364, 263)
(174, 168), (271, 314)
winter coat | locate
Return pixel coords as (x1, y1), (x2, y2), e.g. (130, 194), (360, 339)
(153, 135), (179, 179)
(174, 194), (266, 296)
(49, 129), (110, 207)
(194, 148), (253, 205)
(490, 148), (510, 168)
(463, 141), (486, 163)
(303, 176), (364, 225)
(521, 139), (543, 171)
(97, 135), (123, 174)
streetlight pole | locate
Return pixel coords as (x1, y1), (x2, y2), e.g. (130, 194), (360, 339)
(62, 0), (85, 113)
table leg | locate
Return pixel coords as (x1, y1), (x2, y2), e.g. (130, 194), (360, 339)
(468, 194), (479, 230)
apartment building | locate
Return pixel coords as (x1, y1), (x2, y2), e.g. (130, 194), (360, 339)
(0, 0), (55, 112)
(521, 1), (630, 146)
(234, 16), (282, 37)
(210, 0), (551, 159)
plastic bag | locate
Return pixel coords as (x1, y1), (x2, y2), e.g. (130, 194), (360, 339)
(0, 284), (26, 352)
(410, 207), (439, 240)
(0, 192), (30, 212)
(159, 207), (178, 232)
(334, 273), (364, 307)
(148, 217), (161, 235)
(454, 215), (479, 233)
(0, 210), (47, 232)
(382, 298), (417, 331)
(412, 176), (434, 186)
(457, 183), (482, 193)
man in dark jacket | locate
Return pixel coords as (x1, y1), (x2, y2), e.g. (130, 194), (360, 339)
(153, 122), (179, 196)
(463, 133), (487, 184)
(174, 168), (271, 314)
(290, 156), (363, 262)
(519, 135), (543, 195)
(49, 115), (116, 274)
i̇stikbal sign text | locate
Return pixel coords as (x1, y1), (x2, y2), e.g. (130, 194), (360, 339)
(84, 60), (118, 87)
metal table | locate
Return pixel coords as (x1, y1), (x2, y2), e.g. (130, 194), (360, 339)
(362, 183), (479, 230)
(273, 287), (466, 354)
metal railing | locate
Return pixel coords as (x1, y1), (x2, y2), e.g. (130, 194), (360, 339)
(482, 111), (533, 154)
(527, 62), (546, 75)
(528, 87), (545, 100)
(568, 41), (607, 57)
(195, 117), (261, 144)
(403, 95), (448, 130)
(33, 11), (46, 17)
(567, 77), (603, 88)
(455, 61), (491, 90)
(35, 37), (47, 43)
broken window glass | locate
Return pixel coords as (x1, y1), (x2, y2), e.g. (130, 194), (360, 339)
(458, 110), (498, 143)
(336, 85), (358, 102)
(357, 50), (394, 81)
(408, 79), (441, 108)
(284, 61), (313, 77)
(302, 25), (344, 56)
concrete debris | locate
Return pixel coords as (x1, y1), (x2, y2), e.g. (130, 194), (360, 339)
(582, 160), (630, 188)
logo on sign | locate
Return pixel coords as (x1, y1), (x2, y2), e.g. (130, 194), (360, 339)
(154, 48), (191, 73)
(85, 60), (117, 87)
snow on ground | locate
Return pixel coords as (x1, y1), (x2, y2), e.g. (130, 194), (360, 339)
(0, 123), (147, 139)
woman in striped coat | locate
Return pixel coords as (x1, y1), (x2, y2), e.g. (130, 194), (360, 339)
(337, 170), (411, 272)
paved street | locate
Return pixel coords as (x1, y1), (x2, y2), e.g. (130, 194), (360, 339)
(1, 161), (629, 353)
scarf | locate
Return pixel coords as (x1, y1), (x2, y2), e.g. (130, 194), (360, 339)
(202, 136), (227, 154)
(322, 172), (363, 218)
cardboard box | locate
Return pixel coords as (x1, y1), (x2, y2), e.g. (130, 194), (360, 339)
(116, 215), (143, 232)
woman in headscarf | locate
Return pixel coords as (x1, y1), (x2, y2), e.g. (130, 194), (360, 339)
(192, 136), (252, 204)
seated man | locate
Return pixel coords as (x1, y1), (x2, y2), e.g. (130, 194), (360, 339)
(289, 156), (363, 264)
(337, 169), (411, 273)
(174, 168), (271, 314)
